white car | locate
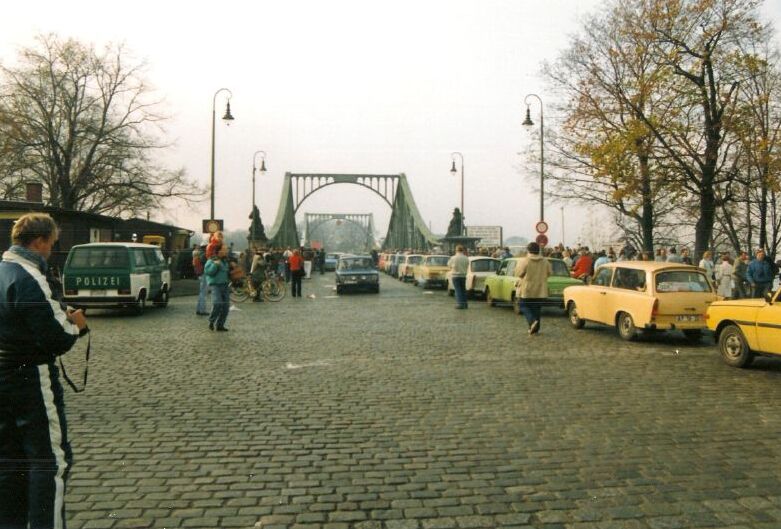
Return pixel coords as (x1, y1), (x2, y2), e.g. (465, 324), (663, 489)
(447, 256), (501, 298)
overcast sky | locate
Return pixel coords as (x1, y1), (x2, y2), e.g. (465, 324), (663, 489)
(2, 1), (781, 246)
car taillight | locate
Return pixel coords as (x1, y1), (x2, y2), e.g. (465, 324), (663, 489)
(65, 289), (77, 296)
(118, 288), (131, 295)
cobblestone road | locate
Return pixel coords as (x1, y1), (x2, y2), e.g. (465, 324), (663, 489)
(63, 272), (781, 529)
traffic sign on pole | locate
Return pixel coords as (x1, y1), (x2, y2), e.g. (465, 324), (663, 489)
(535, 233), (548, 246)
(535, 221), (548, 234)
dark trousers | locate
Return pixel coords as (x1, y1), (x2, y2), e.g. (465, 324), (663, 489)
(0, 363), (72, 529)
(519, 298), (544, 327)
(209, 283), (230, 328)
(291, 272), (303, 297)
(452, 276), (468, 308)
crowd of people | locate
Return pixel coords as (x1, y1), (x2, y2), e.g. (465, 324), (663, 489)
(191, 233), (355, 330)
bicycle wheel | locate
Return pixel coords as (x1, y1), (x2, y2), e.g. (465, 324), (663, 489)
(229, 278), (250, 303)
(262, 278), (286, 302)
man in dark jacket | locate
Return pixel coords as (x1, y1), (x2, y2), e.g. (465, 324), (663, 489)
(746, 248), (775, 298)
(0, 213), (88, 529)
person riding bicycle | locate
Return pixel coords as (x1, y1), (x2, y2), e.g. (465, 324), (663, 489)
(249, 249), (267, 302)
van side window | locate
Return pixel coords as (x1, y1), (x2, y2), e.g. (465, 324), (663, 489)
(153, 249), (166, 264)
(133, 250), (146, 267)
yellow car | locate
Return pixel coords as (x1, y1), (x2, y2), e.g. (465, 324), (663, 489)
(563, 262), (719, 342)
(414, 255), (450, 289)
(398, 254), (424, 282)
(706, 289), (781, 367)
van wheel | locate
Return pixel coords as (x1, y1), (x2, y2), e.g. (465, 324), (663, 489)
(617, 312), (637, 341)
(154, 289), (169, 308)
(134, 293), (147, 315)
(719, 324), (754, 368)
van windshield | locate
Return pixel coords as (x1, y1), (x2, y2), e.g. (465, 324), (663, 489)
(69, 247), (129, 269)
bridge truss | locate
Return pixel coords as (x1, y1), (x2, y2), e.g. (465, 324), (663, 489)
(304, 213), (376, 251)
(267, 173), (439, 251)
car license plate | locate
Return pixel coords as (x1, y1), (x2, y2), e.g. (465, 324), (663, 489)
(676, 315), (700, 322)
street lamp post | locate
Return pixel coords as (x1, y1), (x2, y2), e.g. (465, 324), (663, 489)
(252, 150), (267, 214)
(522, 94), (544, 222)
(449, 152), (465, 235)
(210, 88), (235, 220)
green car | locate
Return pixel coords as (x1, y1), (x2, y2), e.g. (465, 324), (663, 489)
(482, 257), (581, 313)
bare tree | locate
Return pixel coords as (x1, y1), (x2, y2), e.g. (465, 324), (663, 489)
(0, 34), (203, 215)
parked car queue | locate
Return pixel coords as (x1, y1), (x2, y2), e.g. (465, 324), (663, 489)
(378, 251), (781, 369)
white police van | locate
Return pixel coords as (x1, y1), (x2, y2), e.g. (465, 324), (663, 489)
(62, 243), (171, 313)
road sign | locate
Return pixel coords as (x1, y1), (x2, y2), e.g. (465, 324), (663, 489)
(535, 221), (548, 234)
(536, 233), (549, 246)
(202, 219), (224, 234)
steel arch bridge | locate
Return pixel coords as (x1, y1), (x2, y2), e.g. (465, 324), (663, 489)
(267, 173), (439, 251)
(303, 213), (376, 251)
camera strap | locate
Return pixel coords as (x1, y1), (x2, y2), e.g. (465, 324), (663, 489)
(60, 333), (91, 393)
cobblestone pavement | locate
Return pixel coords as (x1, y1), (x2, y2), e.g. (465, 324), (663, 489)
(63, 272), (781, 529)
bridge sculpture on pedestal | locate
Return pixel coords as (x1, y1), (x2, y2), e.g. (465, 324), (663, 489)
(266, 173), (439, 251)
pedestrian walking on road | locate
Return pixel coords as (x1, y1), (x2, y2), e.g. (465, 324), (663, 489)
(448, 245), (469, 309)
(289, 249), (304, 297)
(205, 243), (231, 331)
(0, 213), (89, 529)
(515, 242), (552, 335)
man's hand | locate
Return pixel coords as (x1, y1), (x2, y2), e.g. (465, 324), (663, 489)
(67, 308), (87, 330)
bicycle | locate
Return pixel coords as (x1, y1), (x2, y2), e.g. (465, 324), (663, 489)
(229, 269), (286, 303)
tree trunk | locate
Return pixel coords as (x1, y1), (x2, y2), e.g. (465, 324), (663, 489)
(639, 151), (654, 253)
(695, 174), (716, 262)
(759, 166), (769, 256)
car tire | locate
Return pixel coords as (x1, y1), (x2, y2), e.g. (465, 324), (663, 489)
(486, 288), (496, 307)
(682, 329), (702, 343)
(568, 301), (585, 329)
(617, 312), (637, 341)
(719, 324), (754, 368)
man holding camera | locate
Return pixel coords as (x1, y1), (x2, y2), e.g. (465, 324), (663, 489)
(0, 213), (89, 529)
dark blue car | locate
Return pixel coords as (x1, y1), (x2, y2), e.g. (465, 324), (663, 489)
(336, 255), (380, 294)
